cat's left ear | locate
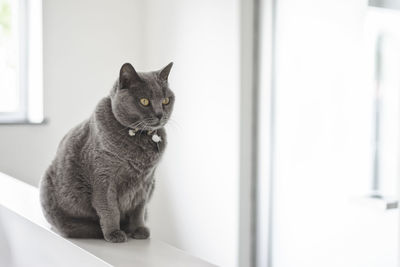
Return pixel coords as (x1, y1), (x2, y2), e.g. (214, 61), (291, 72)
(158, 62), (173, 81)
(119, 63), (142, 89)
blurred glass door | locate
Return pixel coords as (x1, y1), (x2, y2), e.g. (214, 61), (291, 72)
(260, 1), (400, 266)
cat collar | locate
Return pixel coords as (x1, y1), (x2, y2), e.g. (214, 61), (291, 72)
(128, 129), (162, 143)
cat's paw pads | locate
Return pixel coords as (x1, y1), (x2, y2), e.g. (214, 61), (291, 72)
(105, 230), (128, 243)
(131, 226), (150, 239)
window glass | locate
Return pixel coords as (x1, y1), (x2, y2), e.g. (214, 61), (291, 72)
(0, 0), (19, 113)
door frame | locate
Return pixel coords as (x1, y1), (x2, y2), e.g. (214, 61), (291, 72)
(239, 0), (277, 266)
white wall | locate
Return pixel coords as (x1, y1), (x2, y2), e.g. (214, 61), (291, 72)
(141, 1), (239, 266)
(0, 1), (239, 266)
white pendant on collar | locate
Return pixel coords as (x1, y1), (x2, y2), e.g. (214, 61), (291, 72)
(128, 129), (136, 136)
(152, 134), (162, 143)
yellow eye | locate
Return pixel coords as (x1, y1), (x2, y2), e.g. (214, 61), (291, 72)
(140, 98), (150, 106)
(162, 97), (170, 105)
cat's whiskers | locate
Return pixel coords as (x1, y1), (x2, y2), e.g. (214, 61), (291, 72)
(118, 120), (145, 134)
(138, 118), (155, 141)
(170, 118), (182, 128)
(120, 116), (161, 135)
(165, 117), (182, 133)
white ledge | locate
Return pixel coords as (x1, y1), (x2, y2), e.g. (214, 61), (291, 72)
(0, 172), (216, 267)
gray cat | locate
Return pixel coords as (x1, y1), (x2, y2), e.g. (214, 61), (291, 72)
(39, 62), (174, 243)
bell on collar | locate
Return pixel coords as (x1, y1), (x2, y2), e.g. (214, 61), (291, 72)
(152, 134), (162, 143)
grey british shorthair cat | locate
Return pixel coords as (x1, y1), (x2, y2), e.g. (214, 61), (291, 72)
(39, 62), (174, 243)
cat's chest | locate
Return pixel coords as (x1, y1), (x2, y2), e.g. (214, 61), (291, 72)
(117, 178), (154, 213)
(125, 133), (166, 164)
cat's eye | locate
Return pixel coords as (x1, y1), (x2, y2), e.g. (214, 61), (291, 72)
(140, 98), (150, 106)
(162, 97), (170, 105)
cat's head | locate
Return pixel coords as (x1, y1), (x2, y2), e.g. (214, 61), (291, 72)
(110, 62), (175, 130)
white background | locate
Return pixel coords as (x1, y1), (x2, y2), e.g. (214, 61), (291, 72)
(270, 0), (398, 266)
(0, 1), (239, 266)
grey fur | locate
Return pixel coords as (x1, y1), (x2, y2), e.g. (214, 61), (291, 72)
(39, 63), (174, 242)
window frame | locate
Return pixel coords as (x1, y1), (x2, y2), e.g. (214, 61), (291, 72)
(0, 0), (43, 124)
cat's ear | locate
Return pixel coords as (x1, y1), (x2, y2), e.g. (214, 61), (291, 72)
(119, 63), (142, 89)
(158, 62), (173, 81)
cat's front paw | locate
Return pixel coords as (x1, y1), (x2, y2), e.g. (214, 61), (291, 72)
(104, 230), (128, 243)
(131, 226), (150, 239)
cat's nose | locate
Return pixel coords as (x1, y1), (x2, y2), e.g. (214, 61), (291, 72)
(156, 113), (163, 120)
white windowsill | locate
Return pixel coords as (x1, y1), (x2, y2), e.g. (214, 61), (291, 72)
(0, 172), (216, 267)
(0, 118), (48, 125)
